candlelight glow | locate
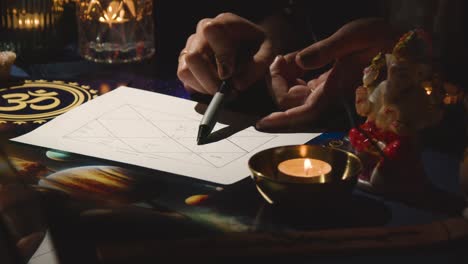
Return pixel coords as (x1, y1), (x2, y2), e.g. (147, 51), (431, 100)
(304, 159), (312, 176)
(77, 0), (155, 63)
(5, 2), (63, 31)
(424, 86), (432, 95)
(299, 145), (308, 157)
(86, 0), (138, 26)
(15, 15), (45, 29)
(278, 158), (332, 178)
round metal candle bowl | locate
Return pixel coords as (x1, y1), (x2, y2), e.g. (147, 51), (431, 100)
(248, 145), (362, 206)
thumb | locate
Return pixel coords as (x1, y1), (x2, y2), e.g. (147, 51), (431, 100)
(255, 104), (317, 131)
(296, 18), (390, 69)
(256, 83), (325, 131)
(268, 55), (289, 93)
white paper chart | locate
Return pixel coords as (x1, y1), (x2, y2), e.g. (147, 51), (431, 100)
(13, 87), (319, 184)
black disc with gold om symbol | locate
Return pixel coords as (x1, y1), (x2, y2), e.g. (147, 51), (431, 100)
(0, 80), (98, 125)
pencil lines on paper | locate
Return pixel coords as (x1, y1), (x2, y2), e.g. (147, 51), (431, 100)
(64, 104), (277, 168)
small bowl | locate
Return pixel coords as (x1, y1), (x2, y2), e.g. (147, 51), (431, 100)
(248, 145), (362, 207)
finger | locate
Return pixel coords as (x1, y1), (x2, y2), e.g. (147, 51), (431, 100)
(307, 69), (331, 90)
(197, 17), (235, 79)
(297, 18), (391, 69)
(202, 21), (236, 79)
(308, 81), (325, 95)
(256, 104), (315, 131)
(269, 55), (311, 110)
(267, 53), (366, 131)
(185, 52), (219, 94)
(296, 78), (307, 85)
(232, 38), (275, 92)
(317, 69), (332, 83)
(177, 39), (204, 93)
(203, 13), (265, 80)
(185, 34), (219, 94)
(276, 85), (311, 110)
(267, 55), (289, 104)
(307, 78), (318, 90)
(281, 51), (305, 84)
(256, 82), (326, 130)
(177, 65), (202, 94)
(206, 13), (270, 91)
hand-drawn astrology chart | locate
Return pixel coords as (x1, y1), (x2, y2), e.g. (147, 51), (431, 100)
(13, 87), (316, 184)
(64, 104), (277, 168)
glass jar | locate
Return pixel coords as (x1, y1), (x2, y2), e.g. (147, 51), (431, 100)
(76, 0), (155, 63)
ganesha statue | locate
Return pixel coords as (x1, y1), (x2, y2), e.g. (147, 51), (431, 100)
(349, 29), (444, 195)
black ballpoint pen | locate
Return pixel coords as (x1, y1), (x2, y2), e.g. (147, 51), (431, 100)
(197, 79), (232, 145)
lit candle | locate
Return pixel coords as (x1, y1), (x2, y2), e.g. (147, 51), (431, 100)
(278, 158), (332, 178)
(15, 13), (45, 30)
(98, 1), (129, 26)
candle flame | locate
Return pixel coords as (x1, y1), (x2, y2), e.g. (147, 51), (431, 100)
(97, 1), (128, 26)
(304, 159), (312, 176)
(424, 86), (432, 95)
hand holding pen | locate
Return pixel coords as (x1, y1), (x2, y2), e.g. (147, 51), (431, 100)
(178, 13), (397, 133)
(175, 13), (277, 143)
(177, 13), (276, 95)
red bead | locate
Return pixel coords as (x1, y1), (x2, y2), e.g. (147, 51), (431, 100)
(384, 140), (401, 160)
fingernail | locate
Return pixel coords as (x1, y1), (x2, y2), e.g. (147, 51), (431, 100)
(270, 55), (283, 70)
(274, 55), (283, 63)
(296, 78), (307, 85)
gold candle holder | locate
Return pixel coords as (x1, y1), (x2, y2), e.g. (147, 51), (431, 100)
(248, 145), (362, 206)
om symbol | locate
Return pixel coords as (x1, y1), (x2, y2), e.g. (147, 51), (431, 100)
(0, 89), (61, 112)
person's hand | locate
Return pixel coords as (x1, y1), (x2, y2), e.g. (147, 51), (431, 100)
(177, 13), (276, 95)
(257, 18), (398, 131)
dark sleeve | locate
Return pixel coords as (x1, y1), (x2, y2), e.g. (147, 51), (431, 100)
(293, 0), (386, 41)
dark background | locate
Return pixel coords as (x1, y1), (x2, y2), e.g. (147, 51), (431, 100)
(9, 0), (383, 77)
(5, 0), (465, 90)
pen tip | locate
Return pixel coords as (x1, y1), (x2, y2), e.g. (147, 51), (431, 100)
(197, 125), (209, 145)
